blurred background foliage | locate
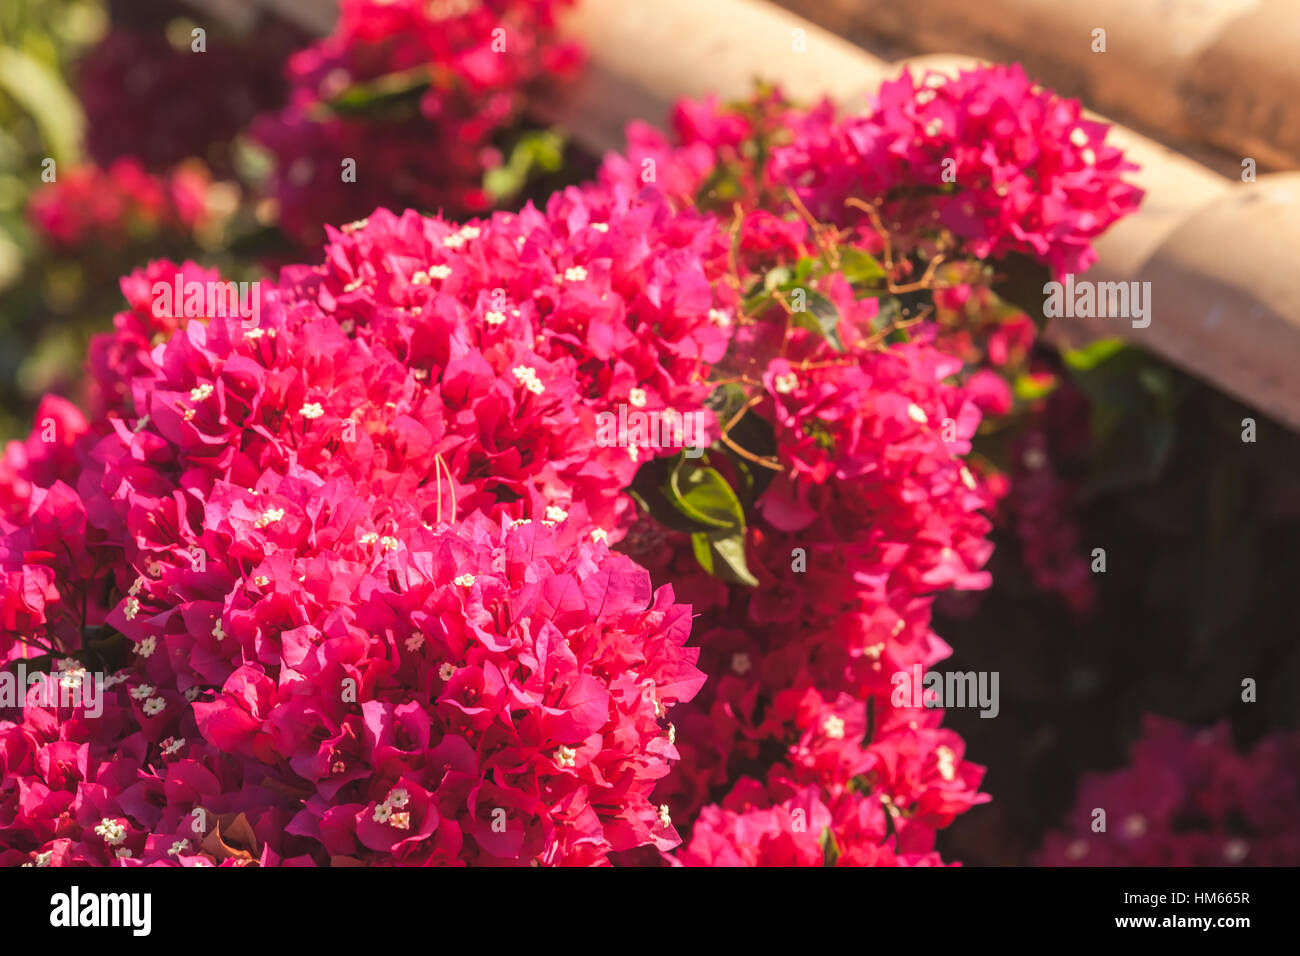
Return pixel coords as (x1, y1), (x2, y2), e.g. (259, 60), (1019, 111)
(0, 0), (104, 439)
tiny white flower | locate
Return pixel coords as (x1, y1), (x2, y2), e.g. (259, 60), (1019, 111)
(388, 787), (411, 809)
(590, 222), (609, 233)
(184, 687), (201, 701)
(123, 597), (141, 621)
(161, 736), (185, 756)
(1081, 148), (1096, 166)
(244, 328), (265, 341)
(554, 745), (577, 768)
(34, 851), (53, 867)
(94, 819), (127, 845)
(411, 270), (431, 284)
(372, 802), (393, 823)
(731, 652), (752, 675)
(428, 265), (453, 280)
(708, 308), (731, 327)
(405, 632), (425, 652)
(925, 118), (943, 136)
(936, 745), (957, 782)
(300, 402), (325, 420)
(130, 684), (155, 700)
(485, 310), (507, 326)
(168, 840), (190, 857)
(190, 383), (214, 402)
(359, 531), (380, 545)
(255, 507), (285, 529)
(454, 573), (476, 587)
(774, 372), (798, 394)
(1069, 128), (1089, 148)
(212, 620), (226, 642)
(590, 529), (608, 543)
(628, 388), (648, 408)
(658, 805), (672, 827)
(823, 715), (846, 740)
(545, 506), (568, 523)
(443, 233), (466, 249)
(116, 848), (133, 859)
(380, 535), (400, 551)
(143, 697), (166, 716)
(961, 466), (978, 491)
(389, 811), (411, 830)
(907, 403), (928, 424)
(439, 663), (456, 681)
(562, 266), (587, 282)
(459, 225), (481, 240)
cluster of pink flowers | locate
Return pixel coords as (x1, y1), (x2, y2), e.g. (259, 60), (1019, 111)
(1, 178), (730, 865)
(771, 64), (1143, 278)
(1038, 716), (1300, 866)
(604, 72), (1123, 618)
(253, 0), (583, 244)
(2, 63), (1149, 866)
(26, 159), (212, 252)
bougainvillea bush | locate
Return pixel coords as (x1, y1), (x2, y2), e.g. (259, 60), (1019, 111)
(0, 52), (1191, 866)
(50, 33), (1300, 868)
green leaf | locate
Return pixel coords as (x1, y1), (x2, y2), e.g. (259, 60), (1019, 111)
(1013, 373), (1058, 402)
(627, 455), (711, 535)
(0, 47), (84, 165)
(667, 458), (745, 530)
(820, 827), (841, 866)
(838, 246), (886, 286)
(763, 265), (793, 293)
(1063, 337), (1126, 372)
(484, 128), (567, 204)
(316, 66), (431, 118)
(792, 290), (845, 352)
(690, 529), (759, 587)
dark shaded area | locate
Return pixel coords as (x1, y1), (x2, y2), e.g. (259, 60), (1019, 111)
(937, 364), (1300, 865)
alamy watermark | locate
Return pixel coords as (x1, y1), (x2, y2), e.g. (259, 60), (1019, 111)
(595, 404), (708, 459)
(1043, 274), (1151, 329)
(152, 273), (261, 329)
(49, 887), (151, 936)
(890, 664), (1000, 718)
(0, 662), (104, 718)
